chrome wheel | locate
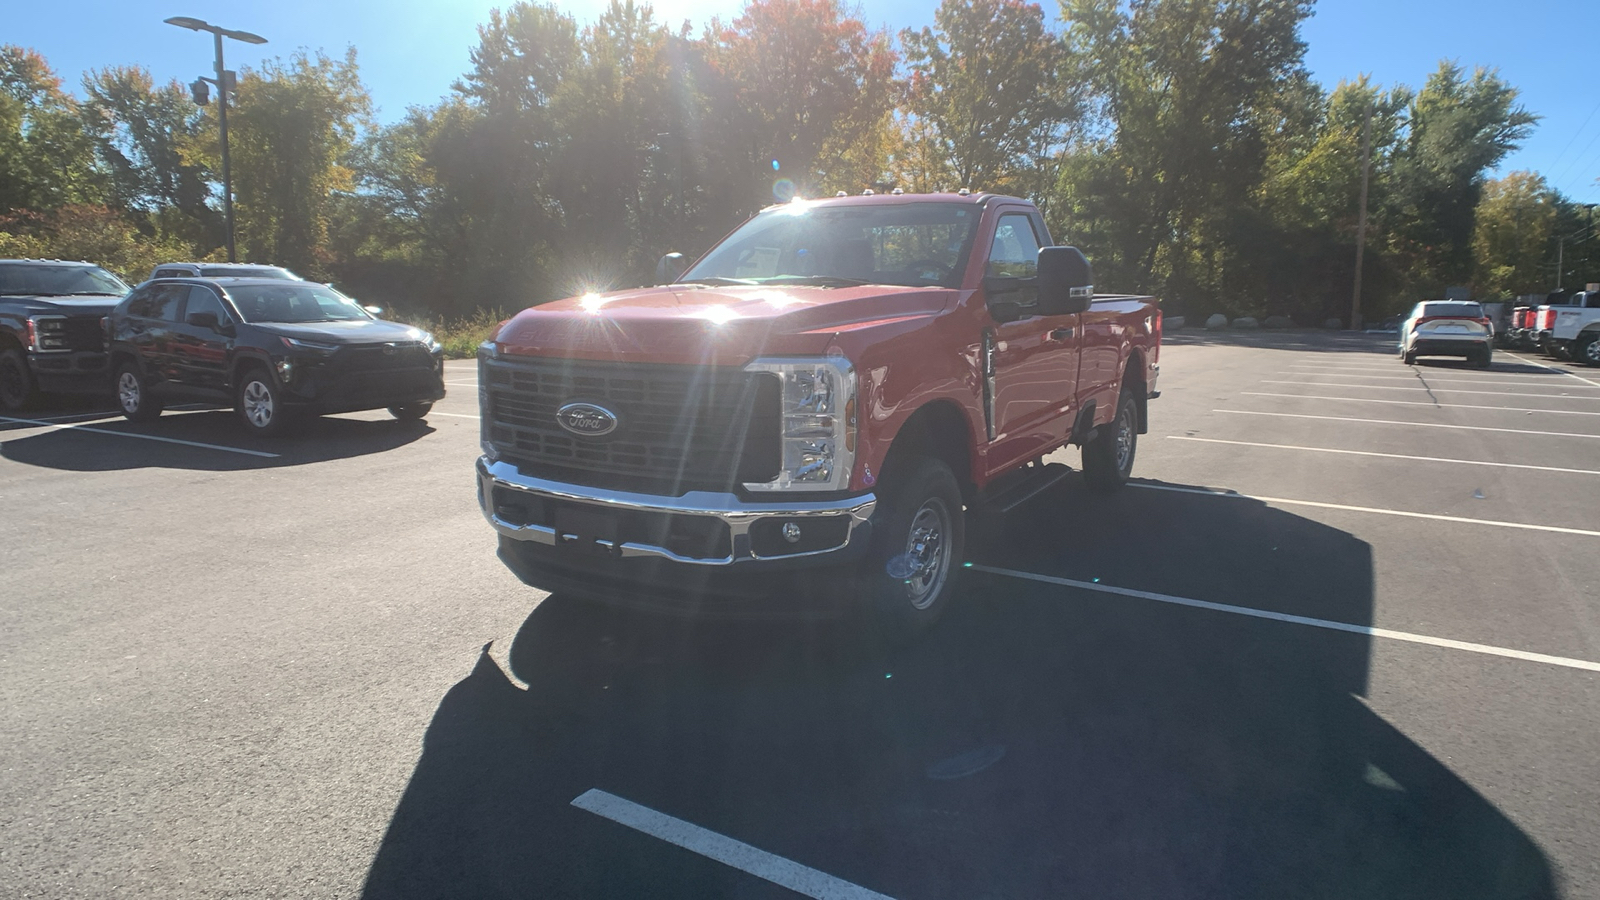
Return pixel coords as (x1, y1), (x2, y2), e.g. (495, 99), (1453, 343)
(242, 380), (274, 428)
(1585, 338), (1600, 366)
(901, 498), (953, 610)
(1114, 404), (1136, 472)
(118, 371), (140, 413)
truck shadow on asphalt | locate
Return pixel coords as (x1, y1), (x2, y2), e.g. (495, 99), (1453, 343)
(362, 478), (1554, 900)
(0, 409), (435, 471)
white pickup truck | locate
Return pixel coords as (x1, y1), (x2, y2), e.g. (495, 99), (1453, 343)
(1546, 287), (1600, 366)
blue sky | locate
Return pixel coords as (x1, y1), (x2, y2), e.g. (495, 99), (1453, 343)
(9, 0), (1600, 203)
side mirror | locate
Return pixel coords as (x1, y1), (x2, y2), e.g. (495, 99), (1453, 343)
(1037, 246), (1094, 316)
(363, 306), (383, 316)
(989, 298), (1025, 324)
(187, 311), (219, 330)
(656, 252), (688, 285)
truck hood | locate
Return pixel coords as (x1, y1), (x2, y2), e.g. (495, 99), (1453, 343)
(494, 284), (954, 364)
(1, 294), (124, 316)
(253, 319), (431, 345)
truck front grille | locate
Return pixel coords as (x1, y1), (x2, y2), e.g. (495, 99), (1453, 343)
(64, 316), (105, 352)
(483, 356), (780, 496)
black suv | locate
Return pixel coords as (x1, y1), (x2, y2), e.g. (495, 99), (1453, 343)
(107, 278), (445, 435)
(0, 259), (131, 411)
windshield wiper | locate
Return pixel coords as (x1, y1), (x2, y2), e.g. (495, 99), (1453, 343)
(676, 276), (758, 286)
(761, 275), (874, 287)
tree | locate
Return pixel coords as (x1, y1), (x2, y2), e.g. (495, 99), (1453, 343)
(81, 66), (219, 250)
(701, 0), (897, 208)
(901, 0), (1074, 196)
(1385, 62), (1537, 297)
(0, 46), (104, 213)
(223, 48), (372, 276)
(1053, 0), (1316, 314)
(1469, 171), (1557, 298)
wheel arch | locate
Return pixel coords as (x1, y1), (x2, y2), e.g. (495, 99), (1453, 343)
(881, 399), (976, 504)
(1122, 348), (1149, 434)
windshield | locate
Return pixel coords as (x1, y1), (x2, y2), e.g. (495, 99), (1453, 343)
(1420, 302), (1483, 318)
(0, 263), (128, 296)
(201, 266), (295, 279)
(680, 201), (980, 288)
(227, 284), (373, 323)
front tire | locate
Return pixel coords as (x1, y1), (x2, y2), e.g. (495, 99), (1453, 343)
(115, 362), (163, 422)
(1083, 387), (1138, 490)
(235, 367), (294, 437)
(0, 346), (40, 412)
(389, 402), (433, 420)
(864, 456), (965, 640)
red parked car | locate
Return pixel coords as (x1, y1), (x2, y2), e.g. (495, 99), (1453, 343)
(475, 192), (1161, 635)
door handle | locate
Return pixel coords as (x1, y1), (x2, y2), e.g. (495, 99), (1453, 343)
(1050, 327), (1074, 340)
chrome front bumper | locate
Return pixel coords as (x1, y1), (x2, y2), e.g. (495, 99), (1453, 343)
(476, 457), (876, 566)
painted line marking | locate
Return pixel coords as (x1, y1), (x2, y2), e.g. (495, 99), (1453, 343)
(1283, 371), (1600, 388)
(970, 566), (1600, 674)
(1129, 480), (1600, 537)
(1502, 351), (1600, 388)
(1167, 435), (1600, 476)
(428, 411), (480, 420)
(443, 379), (479, 386)
(1263, 380), (1600, 400)
(0, 415), (279, 458)
(1216, 406), (1600, 438)
(1239, 394), (1600, 418)
(571, 789), (895, 900)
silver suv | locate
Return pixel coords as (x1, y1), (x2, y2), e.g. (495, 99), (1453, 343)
(1399, 300), (1492, 367)
(148, 262), (301, 281)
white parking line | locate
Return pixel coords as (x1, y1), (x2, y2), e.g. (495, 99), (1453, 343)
(970, 566), (1600, 674)
(1263, 380), (1600, 400)
(443, 380), (479, 387)
(0, 415), (279, 458)
(1284, 371), (1600, 388)
(1130, 481), (1600, 537)
(1218, 408), (1600, 438)
(1167, 435), (1600, 476)
(571, 789), (895, 900)
(1240, 393), (1600, 417)
(428, 411), (480, 420)
(1501, 351), (1600, 388)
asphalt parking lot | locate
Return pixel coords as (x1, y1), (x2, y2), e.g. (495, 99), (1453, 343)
(3, 333), (1598, 899)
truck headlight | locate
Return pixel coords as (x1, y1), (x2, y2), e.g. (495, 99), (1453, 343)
(743, 357), (857, 492)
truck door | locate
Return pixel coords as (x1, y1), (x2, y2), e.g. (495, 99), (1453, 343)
(980, 212), (1081, 475)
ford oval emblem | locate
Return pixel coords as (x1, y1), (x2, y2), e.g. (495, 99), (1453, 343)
(556, 402), (618, 437)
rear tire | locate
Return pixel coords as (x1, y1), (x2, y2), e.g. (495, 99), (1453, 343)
(235, 366), (295, 437)
(0, 345), (39, 412)
(1475, 347), (1492, 369)
(1577, 334), (1600, 368)
(115, 362), (163, 422)
(1402, 347), (1417, 365)
(864, 456), (965, 641)
(389, 402), (433, 420)
(1082, 387), (1138, 490)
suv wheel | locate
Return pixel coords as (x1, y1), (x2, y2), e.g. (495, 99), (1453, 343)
(0, 346), (39, 412)
(1402, 347), (1418, 365)
(116, 362), (163, 422)
(1578, 334), (1600, 368)
(866, 456), (965, 640)
(1083, 387), (1138, 490)
(389, 402), (433, 420)
(1475, 346), (1493, 369)
(236, 367), (294, 436)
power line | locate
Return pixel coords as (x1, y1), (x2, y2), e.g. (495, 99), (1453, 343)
(1552, 123), (1600, 195)
(1544, 95), (1600, 177)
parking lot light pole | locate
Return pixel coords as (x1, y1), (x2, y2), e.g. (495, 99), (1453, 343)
(164, 16), (267, 264)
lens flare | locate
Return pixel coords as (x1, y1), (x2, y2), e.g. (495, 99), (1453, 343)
(772, 178), (796, 202)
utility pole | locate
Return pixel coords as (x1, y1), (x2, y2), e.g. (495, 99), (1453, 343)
(1351, 103), (1373, 331)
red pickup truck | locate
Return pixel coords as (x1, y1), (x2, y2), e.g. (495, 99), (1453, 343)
(476, 192), (1160, 634)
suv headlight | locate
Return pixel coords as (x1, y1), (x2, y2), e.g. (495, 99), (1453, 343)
(743, 357), (857, 492)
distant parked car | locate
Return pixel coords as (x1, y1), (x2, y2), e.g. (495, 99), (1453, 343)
(149, 262), (301, 281)
(1399, 300), (1493, 367)
(107, 277), (445, 435)
(0, 259), (130, 410)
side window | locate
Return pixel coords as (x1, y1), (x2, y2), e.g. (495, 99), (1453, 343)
(183, 286), (232, 325)
(152, 284), (186, 321)
(122, 286), (157, 318)
(987, 214), (1041, 279)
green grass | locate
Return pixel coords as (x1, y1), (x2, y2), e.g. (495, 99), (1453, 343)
(396, 308), (508, 359)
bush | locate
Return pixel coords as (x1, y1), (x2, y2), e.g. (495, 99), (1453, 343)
(395, 307), (508, 359)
